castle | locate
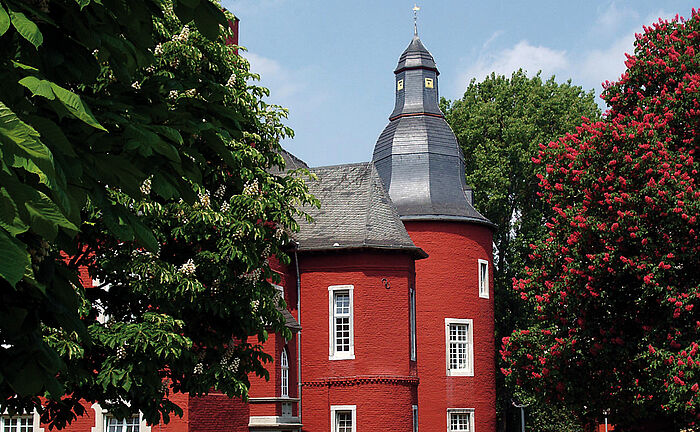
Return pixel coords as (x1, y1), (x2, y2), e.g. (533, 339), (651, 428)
(2, 31), (496, 432)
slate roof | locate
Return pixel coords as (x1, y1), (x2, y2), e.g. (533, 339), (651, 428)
(373, 35), (494, 228)
(395, 35), (438, 74)
(294, 162), (426, 258)
(279, 307), (301, 331)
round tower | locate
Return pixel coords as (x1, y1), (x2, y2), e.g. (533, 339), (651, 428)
(373, 33), (497, 432)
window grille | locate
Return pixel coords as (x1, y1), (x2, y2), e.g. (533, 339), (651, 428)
(280, 349), (289, 397)
(0, 416), (33, 432)
(445, 318), (473, 376)
(335, 411), (352, 432)
(105, 415), (140, 432)
(334, 292), (351, 352)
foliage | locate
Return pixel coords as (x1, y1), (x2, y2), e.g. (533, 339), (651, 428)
(0, 0), (315, 428)
(500, 11), (700, 430)
(441, 71), (600, 431)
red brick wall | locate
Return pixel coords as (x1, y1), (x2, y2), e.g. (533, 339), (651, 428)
(187, 393), (248, 432)
(404, 221), (496, 432)
(298, 250), (418, 431)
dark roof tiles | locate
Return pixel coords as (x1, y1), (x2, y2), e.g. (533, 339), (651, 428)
(294, 162), (426, 258)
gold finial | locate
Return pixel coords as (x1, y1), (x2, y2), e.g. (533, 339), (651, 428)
(413, 4), (420, 36)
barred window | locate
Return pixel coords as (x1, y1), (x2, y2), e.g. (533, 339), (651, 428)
(280, 348), (289, 397)
(106, 415), (140, 432)
(329, 286), (354, 360)
(0, 416), (33, 432)
(331, 405), (356, 432)
(447, 409), (474, 432)
(334, 292), (351, 352)
(445, 319), (473, 376)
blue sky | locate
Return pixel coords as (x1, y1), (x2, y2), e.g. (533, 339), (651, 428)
(221, 0), (698, 167)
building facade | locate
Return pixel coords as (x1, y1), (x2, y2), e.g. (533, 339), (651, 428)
(3, 33), (496, 432)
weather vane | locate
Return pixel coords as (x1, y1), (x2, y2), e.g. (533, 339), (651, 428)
(413, 4), (420, 36)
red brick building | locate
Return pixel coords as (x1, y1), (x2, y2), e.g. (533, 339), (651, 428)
(2, 33), (495, 432)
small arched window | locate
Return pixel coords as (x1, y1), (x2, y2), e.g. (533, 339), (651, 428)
(280, 349), (289, 398)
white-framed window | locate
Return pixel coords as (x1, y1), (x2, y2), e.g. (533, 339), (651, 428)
(0, 415), (33, 432)
(330, 405), (356, 432)
(409, 287), (417, 361)
(328, 285), (354, 360)
(445, 318), (474, 376)
(412, 405), (418, 432)
(90, 404), (150, 432)
(105, 415), (140, 432)
(447, 409), (474, 432)
(280, 348), (289, 397)
(478, 259), (489, 299)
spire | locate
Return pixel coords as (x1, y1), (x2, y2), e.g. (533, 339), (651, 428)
(413, 4), (420, 36)
(372, 33), (493, 226)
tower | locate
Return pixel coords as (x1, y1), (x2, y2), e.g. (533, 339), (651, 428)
(373, 32), (497, 432)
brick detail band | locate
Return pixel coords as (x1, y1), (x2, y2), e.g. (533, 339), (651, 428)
(301, 375), (419, 388)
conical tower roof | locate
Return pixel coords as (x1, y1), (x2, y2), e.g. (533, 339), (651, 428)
(394, 35), (438, 74)
(372, 35), (492, 226)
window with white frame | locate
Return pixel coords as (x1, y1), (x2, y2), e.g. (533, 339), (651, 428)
(0, 415), (33, 432)
(105, 415), (140, 432)
(280, 348), (289, 397)
(330, 405), (356, 432)
(447, 409), (474, 432)
(478, 259), (489, 298)
(412, 405), (418, 432)
(445, 318), (474, 376)
(328, 285), (354, 360)
(410, 286), (417, 361)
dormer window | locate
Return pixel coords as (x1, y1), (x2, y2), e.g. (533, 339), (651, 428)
(397, 79), (404, 91)
(424, 78), (433, 88)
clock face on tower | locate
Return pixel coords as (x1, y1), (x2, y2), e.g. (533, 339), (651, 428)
(397, 79), (404, 91)
(424, 78), (434, 88)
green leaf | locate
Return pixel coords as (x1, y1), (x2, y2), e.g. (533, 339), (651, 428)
(49, 83), (107, 131)
(193, 1), (225, 41)
(0, 229), (30, 286)
(25, 189), (78, 240)
(0, 3), (10, 36)
(8, 8), (43, 49)
(19, 76), (56, 100)
(129, 216), (159, 253)
(28, 116), (77, 157)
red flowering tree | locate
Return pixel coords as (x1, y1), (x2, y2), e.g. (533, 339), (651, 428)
(501, 10), (700, 430)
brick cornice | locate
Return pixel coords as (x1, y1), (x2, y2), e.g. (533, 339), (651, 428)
(301, 375), (419, 388)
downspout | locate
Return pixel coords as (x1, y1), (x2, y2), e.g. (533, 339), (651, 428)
(294, 246), (302, 424)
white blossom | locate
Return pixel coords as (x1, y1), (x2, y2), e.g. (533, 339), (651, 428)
(179, 259), (196, 276)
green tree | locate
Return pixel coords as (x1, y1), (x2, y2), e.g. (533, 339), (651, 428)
(441, 71), (600, 431)
(0, 0), (315, 428)
(501, 11), (700, 431)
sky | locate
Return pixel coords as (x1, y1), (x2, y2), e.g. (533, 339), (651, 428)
(220, 0), (698, 167)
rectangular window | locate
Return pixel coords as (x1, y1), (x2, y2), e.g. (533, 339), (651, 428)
(478, 259), (489, 299)
(328, 285), (354, 360)
(447, 409), (474, 432)
(410, 287), (417, 361)
(0, 416), (33, 432)
(330, 405), (356, 432)
(412, 405), (418, 432)
(445, 318), (474, 376)
(106, 415), (140, 432)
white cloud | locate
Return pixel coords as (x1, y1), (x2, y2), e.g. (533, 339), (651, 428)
(244, 52), (303, 100)
(457, 40), (569, 92)
(579, 31), (635, 89)
(594, 2), (639, 36)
